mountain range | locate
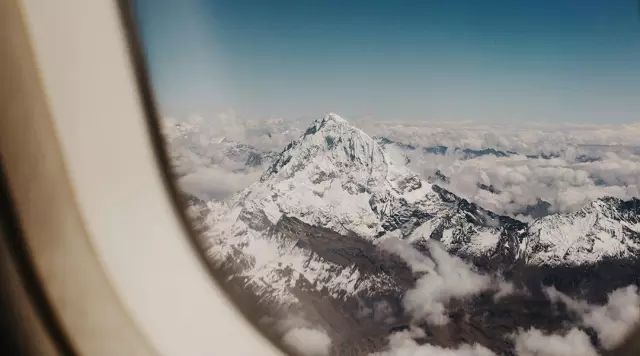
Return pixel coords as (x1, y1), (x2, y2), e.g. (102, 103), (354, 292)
(176, 114), (640, 355)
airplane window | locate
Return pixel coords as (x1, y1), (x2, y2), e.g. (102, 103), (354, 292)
(129, 1), (640, 355)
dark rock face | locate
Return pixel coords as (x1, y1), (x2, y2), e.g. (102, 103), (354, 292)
(460, 148), (510, 159)
(375, 136), (417, 151)
(274, 216), (412, 281)
(526, 152), (561, 160)
(378, 205), (433, 237)
(516, 199), (552, 219)
(424, 145), (449, 155)
(478, 183), (500, 194)
(216, 211), (640, 355)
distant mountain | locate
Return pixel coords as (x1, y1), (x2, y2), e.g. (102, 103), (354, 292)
(376, 136), (514, 160)
(219, 137), (279, 168)
(162, 119), (278, 177)
(185, 114), (640, 355)
(525, 197), (640, 266)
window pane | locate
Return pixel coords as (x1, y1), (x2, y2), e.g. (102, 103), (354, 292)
(131, 1), (640, 355)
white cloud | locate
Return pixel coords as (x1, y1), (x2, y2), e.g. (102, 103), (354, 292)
(162, 115), (307, 200)
(164, 112), (307, 153)
(493, 278), (516, 301)
(371, 327), (496, 356)
(513, 328), (599, 356)
(380, 239), (494, 325)
(177, 167), (261, 201)
(357, 120), (640, 155)
(545, 285), (640, 349)
(266, 314), (333, 356)
(438, 154), (639, 218)
(282, 327), (332, 356)
(404, 242), (492, 325)
(378, 237), (435, 273)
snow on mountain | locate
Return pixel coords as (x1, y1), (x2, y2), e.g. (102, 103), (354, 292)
(254, 113), (437, 237)
(524, 197), (640, 266)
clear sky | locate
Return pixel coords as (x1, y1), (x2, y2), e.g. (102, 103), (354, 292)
(133, 0), (640, 123)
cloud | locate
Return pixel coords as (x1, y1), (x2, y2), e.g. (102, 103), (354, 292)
(380, 238), (500, 325)
(404, 242), (492, 325)
(162, 115), (306, 200)
(164, 112), (307, 153)
(493, 278), (516, 301)
(265, 314), (333, 356)
(361, 120), (640, 218)
(357, 120), (640, 155)
(444, 153), (639, 218)
(378, 237), (435, 273)
(177, 167), (261, 200)
(371, 327), (496, 356)
(282, 327), (332, 356)
(545, 285), (640, 349)
(513, 328), (599, 356)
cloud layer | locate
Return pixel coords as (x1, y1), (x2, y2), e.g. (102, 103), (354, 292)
(545, 285), (640, 349)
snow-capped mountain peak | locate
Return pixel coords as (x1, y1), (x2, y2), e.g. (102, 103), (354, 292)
(320, 112), (350, 125)
(262, 113), (395, 182)
(246, 113), (434, 237)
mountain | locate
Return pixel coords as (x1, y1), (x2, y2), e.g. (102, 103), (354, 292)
(375, 136), (515, 160)
(161, 118), (279, 200)
(188, 114), (640, 355)
(162, 119), (278, 177)
(524, 197), (640, 266)
(204, 114), (531, 268)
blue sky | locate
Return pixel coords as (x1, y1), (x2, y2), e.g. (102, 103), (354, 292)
(133, 0), (640, 123)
